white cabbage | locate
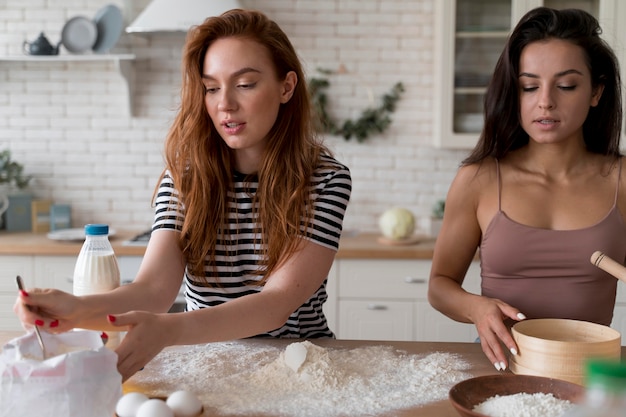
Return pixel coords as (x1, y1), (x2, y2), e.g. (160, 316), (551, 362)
(378, 207), (415, 240)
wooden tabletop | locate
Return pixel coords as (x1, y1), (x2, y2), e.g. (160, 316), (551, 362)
(0, 231), (438, 259)
(6, 331), (624, 417)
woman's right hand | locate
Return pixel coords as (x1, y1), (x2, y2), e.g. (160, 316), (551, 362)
(13, 287), (84, 333)
(469, 295), (525, 371)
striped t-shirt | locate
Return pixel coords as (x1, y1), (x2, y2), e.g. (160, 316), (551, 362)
(152, 154), (352, 338)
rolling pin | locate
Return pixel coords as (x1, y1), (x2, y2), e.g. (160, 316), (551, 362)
(590, 251), (626, 284)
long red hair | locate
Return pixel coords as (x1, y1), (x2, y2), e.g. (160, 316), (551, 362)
(160, 9), (331, 282)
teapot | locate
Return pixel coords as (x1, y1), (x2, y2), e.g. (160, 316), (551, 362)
(23, 32), (60, 56)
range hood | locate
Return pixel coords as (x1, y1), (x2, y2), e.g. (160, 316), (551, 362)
(126, 0), (243, 33)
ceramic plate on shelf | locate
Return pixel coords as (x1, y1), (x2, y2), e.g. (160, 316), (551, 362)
(92, 4), (124, 53)
(61, 16), (98, 53)
(47, 228), (116, 242)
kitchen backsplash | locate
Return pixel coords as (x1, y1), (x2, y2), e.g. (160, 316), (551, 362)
(0, 0), (471, 234)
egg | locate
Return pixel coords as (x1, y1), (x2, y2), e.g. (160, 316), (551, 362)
(284, 341), (308, 372)
(166, 390), (203, 417)
(135, 398), (175, 417)
(115, 392), (149, 417)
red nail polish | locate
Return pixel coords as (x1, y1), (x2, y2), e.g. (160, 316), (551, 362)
(50, 320), (59, 328)
(107, 314), (116, 323)
(35, 319), (44, 326)
(100, 332), (108, 341)
(19, 290), (29, 297)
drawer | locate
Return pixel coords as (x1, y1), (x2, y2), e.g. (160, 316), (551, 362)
(338, 259), (429, 299)
(338, 299), (413, 341)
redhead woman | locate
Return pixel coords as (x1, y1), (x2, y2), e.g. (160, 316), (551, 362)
(15, 9), (351, 381)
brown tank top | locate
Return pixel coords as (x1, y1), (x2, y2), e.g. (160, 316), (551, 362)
(480, 159), (626, 325)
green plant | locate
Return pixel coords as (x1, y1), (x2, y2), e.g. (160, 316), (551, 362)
(309, 68), (405, 142)
(0, 150), (31, 189)
(431, 199), (445, 219)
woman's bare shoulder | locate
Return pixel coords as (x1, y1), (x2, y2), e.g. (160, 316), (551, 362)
(452, 159), (498, 190)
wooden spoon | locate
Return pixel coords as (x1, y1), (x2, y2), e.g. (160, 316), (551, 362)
(590, 251), (626, 284)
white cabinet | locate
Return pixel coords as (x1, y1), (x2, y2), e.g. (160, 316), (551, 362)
(612, 281), (626, 344)
(434, 0), (626, 149)
(331, 259), (481, 342)
(0, 256), (33, 331)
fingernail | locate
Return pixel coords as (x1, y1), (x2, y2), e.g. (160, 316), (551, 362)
(500, 362), (507, 371)
(50, 320), (59, 328)
(35, 319), (44, 326)
(517, 312), (526, 320)
(510, 347), (518, 355)
(107, 314), (116, 323)
(494, 362), (501, 371)
(100, 332), (108, 342)
(19, 290), (29, 297)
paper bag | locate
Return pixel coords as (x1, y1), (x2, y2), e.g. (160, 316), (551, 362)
(0, 330), (122, 417)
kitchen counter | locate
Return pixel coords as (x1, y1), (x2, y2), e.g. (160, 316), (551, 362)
(0, 230), (438, 259)
(1, 334), (625, 416)
(0, 230), (147, 256)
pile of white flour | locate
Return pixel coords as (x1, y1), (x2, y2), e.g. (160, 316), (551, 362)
(473, 392), (575, 417)
(128, 340), (472, 416)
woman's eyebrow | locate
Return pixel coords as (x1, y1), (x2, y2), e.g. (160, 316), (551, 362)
(518, 69), (584, 78)
(202, 67), (262, 80)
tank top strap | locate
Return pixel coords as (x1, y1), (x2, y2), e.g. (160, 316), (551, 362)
(614, 157), (622, 207)
(495, 158), (502, 211)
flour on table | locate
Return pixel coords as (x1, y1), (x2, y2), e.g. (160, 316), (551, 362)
(127, 340), (472, 417)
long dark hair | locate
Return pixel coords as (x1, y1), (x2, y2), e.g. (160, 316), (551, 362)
(464, 7), (622, 164)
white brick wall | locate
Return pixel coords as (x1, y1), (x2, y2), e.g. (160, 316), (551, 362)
(0, 0), (470, 234)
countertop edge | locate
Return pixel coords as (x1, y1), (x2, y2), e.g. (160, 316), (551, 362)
(0, 231), (437, 259)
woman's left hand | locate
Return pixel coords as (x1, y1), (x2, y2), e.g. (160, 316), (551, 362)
(108, 311), (180, 382)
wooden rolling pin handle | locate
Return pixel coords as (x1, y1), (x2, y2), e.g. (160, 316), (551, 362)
(591, 251), (626, 284)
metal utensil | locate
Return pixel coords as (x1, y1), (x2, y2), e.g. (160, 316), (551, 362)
(590, 251), (626, 284)
(16, 275), (47, 359)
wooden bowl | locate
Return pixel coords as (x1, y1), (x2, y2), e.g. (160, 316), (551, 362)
(511, 319), (621, 385)
(449, 374), (584, 417)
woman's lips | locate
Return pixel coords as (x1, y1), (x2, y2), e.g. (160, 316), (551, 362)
(534, 118), (559, 129)
(222, 122), (246, 135)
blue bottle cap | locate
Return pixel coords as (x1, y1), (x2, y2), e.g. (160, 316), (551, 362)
(84, 224), (109, 236)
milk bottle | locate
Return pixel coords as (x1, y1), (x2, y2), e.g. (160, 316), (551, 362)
(73, 224), (121, 348)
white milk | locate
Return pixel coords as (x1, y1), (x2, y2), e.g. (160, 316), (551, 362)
(73, 225), (121, 348)
(73, 252), (120, 295)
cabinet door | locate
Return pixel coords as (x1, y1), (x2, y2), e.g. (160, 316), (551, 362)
(339, 300), (414, 341)
(0, 256), (34, 331)
(415, 301), (478, 342)
(34, 256), (75, 292)
(434, 0), (512, 149)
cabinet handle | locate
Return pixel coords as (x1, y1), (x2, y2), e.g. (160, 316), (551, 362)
(366, 304), (388, 310)
(404, 276), (426, 284)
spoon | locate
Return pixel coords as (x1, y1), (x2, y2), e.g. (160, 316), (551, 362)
(16, 275), (47, 359)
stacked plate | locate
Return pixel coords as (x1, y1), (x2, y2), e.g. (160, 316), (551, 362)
(61, 4), (123, 54)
